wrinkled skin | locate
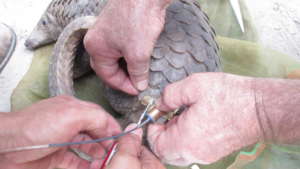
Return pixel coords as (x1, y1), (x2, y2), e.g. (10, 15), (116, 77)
(147, 73), (262, 166)
(84, 0), (172, 94)
(0, 96), (121, 169)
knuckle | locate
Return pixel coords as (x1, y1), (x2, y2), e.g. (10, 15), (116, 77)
(126, 50), (151, 64)
(128, 68), (148, 77)
(127, 64), (149, 77)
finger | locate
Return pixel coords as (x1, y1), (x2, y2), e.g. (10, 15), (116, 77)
(147, 117), (185, 164)
(140, 147), (166, 169)
(87, 142), (106, 161)
(58, 136), (105, 169)
(90, 57), (139, 95)
(89, 160), (102, 169)
(117, 124), (143, 156)
(125, 51), (151, 91)
(74, 100), (122, 144)
(0, 154), (56, 169)
(84, 28), (139, 95)
(106, 124), (143, 169)
(158, 76), (201, 111)
(70, 134), (106, 161)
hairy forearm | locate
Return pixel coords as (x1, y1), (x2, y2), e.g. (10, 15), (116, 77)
(255, 78), (300, 144)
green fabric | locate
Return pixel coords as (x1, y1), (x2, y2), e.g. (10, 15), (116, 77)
(227, 144), (300, 169)
(10, 0), (300, 169)
(11, 45), (114, 114)
(11, 37), (300, 169)
(218, 36), (300, 77)
(12, 37), (300, 111)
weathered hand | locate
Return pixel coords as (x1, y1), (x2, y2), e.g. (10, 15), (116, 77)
(84, 0), (171, 94)
(0, 96), (121, 169)
(90, 124), (166, 169)
(147, 73), (262, 166)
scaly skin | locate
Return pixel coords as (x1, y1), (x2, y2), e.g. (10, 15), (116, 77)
(48, 0), (221, 127)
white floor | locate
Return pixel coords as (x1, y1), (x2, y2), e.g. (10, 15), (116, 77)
(0, 0), (300, 112)
(0, 0), (51, 112)
(245, 0), (300, 61)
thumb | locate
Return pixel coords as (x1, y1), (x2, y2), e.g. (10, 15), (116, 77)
(117, 123), (143, 157)
(158, 76), (201, 112)
(147, 124), (166, 152)
(140, 147), (166, 169)
(147, 117), (183, 164)
(147, 124), (165, 145)
(125, 52), (150, 91)
(106, 124), (143, 169)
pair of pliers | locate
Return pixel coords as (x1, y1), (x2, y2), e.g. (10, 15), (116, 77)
(100, 142), (118, 169)
(229, 0), (245, 33)
(71, 142), (118, 169)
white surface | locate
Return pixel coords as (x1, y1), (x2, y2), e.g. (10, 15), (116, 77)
(0, 0), (51, 112)
(245, 0), (300, 61)
(191, 164), (200, 169)
(0, 0), (300, 112)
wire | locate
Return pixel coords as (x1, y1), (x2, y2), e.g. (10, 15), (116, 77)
(49, 117), (151, 148)
(0, 117), (151, 154)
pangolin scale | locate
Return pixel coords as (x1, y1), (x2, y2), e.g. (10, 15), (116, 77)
(26, 0), (221, 126)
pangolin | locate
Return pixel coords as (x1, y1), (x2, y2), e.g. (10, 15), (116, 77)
(25, 0), (108, 49)
(26, 0), (221, 126)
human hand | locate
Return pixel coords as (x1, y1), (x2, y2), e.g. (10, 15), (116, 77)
(0, 96), (121, 169)
(147, 73), (262, 166)
(90, 124), (166, 169)
(84, 0), (171, 94)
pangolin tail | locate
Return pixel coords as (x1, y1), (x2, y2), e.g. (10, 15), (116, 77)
(49, 16), (97, 96)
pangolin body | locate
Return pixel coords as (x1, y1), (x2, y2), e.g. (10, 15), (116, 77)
(27, 0), (221, 126)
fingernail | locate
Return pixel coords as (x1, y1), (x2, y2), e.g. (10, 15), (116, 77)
(125, 123), (143, 137)
(136, 80), (148, 91)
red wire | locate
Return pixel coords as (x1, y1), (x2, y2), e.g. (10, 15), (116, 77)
(99, 142), (118, 169)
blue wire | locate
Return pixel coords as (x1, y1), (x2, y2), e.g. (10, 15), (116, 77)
(49, 117), (152, 148)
